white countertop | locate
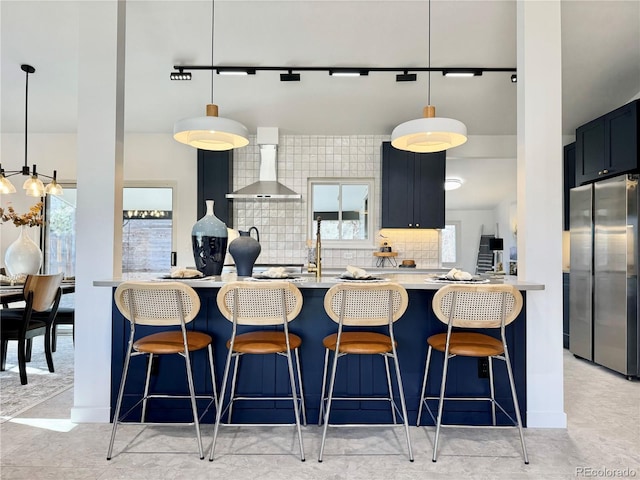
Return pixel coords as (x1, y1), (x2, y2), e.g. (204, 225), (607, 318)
(94, 272), (545, 291)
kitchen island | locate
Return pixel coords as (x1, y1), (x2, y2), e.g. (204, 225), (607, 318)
(95, 274), (543, 426)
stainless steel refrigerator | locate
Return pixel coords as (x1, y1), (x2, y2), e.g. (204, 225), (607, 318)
(569, 174), (639, 378)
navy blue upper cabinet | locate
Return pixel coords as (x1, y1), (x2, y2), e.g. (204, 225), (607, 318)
(575, 100), (638, 185)
(197, 149), (233, 226)
(381, 142), (445, 229)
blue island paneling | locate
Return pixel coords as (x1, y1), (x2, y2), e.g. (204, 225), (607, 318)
(110, 286), (527, 426)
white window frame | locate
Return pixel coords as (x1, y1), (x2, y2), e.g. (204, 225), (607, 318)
(307, 178), (375, 249)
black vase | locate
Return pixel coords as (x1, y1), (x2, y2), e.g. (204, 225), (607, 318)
(228, 228), (261, 276)
(191, 200), (228, 276)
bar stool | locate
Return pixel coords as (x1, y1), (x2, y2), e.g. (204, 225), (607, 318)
(416, 284), (528, 464)
(318, 282), (413, 462)
(209, 281), (306, 462)
(107, 281), (218, 460)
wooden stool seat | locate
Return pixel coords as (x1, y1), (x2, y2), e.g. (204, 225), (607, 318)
(322, 331), (396, 354)
(227, 330), (302, 354)
(427, 332), (504, 357)
(134, 331), (213, 354)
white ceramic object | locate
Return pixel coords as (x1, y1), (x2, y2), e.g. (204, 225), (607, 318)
(4, 225), (42, 276)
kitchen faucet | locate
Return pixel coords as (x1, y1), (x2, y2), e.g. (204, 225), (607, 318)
(307, 216), (322, 279)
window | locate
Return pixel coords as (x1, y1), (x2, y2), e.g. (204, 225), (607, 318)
(308, 179), (374, 247)
(122, 187), (174, 273)
(43, 185), (175, 275)
(440, 221), (461, 268)
(44, 189), (77, 277)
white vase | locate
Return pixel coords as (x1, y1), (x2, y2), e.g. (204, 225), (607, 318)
(4, 225), (42, 276)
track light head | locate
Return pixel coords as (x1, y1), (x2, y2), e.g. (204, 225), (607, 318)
(396, 71), (417, 82)
(280, 71), (301, 82)
(170, 70), (192, 80)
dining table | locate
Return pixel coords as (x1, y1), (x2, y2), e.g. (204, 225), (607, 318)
(0, 280), (76, 306)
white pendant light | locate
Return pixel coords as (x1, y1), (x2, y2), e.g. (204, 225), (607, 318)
(173, 0), (249, 151)
(391, 0), (467, 153)
(174, 104), (249, 151)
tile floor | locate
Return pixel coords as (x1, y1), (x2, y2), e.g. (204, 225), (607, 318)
(0, 349), (638, 480)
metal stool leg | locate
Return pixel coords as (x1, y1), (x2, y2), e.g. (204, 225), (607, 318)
(227, 353), (241, 423)
(294, 348), (307, 426)
(209, 340), (235, 461)
(317, 347), (330, 426)
(417, 346), (433, 426)
(503, 343), (529, 464)
(207, 344), (219, 412)
(390, 349), (413, 461)
(432, 350), (451, 462)
(141, 353), (154, 422)
(383, 354), (397, 424)
(182, 347), (204, 459)
(285, 346), (305, 461)
(107, 345), (133, 460)
(318, 349), (340, 462)
(488, 356), (497, 426)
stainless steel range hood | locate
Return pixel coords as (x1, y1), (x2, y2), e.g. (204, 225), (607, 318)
(226, 127), (301, 199)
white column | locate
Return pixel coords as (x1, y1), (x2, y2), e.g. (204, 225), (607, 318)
(71, 0), (125, 423)
(517, 0), (567, 427)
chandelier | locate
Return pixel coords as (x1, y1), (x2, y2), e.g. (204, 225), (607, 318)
(0, 64), (63, 197)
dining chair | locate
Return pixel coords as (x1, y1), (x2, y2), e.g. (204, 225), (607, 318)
(416, 283), (528, 463)
(0, 273), (63, 385)
(318, 282), (413, 462)
(107, 281), (218, 460)
(51, 307), (74, 352)
(209, 281), (306, 462)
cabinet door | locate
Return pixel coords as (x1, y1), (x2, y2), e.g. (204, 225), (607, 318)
(413, 150), (445, 229)
(606, 100), (638, 175)
(381, 142), (416, 228)
(576, 117), (605, 185)
(197, 149), (233, 226)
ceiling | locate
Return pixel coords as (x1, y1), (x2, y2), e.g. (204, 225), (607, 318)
(1, 0), (639, 209)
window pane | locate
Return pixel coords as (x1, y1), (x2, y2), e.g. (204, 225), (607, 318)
(122, 188), (173, 273)
(441, 224), (457, 264)
(341, 184), (368, 240)
(312, 184), (340, 240)
(44, 190), (77, 277)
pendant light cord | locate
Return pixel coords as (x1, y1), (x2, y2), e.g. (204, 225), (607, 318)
(210, 0), (215, 104)
(427, 0), (431, 106)
(24, 67), (29, 170)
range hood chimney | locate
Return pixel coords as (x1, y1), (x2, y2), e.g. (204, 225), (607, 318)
(226, 127), (301, 199)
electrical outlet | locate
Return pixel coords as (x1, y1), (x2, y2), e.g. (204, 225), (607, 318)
(478, 358), (489, 378)
(343, 252), (354, 259)
(149, 356), (160, 376)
